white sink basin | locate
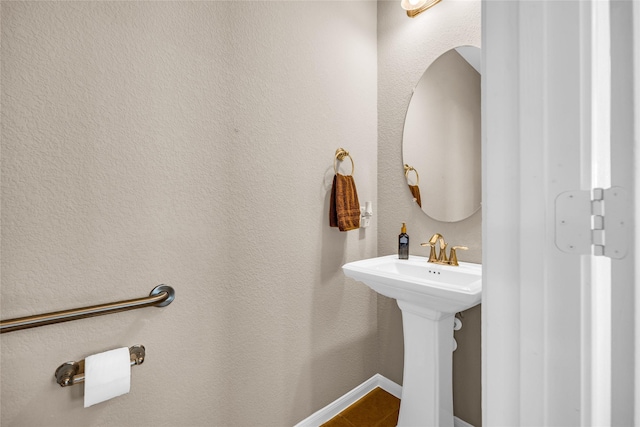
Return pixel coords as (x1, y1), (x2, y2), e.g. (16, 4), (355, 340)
(342, 254), (482, 426)
(342, 255), (481, 314)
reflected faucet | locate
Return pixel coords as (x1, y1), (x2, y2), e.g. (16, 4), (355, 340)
(421, 233), (468, 266)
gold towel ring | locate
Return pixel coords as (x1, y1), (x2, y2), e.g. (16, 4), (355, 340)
(404, 164), (420, 186)
(334, 148), (355, 176)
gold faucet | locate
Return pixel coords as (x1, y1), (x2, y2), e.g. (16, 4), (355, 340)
(421, 233), (468, 266)
(422, 233), (447, 263)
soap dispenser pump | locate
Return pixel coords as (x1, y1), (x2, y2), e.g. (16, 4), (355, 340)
(399, 223), (409, 259)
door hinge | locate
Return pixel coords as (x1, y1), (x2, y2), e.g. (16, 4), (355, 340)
(555, 187), (629, 259)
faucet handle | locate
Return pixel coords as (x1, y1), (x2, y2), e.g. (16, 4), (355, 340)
(421, 242), (439, 263)
(449, 246), (468, 266)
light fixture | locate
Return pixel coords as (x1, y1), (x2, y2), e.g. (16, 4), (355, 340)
(401, 0), (442, 18)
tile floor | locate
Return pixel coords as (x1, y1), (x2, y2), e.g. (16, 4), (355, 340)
(320, 387), (400, 427)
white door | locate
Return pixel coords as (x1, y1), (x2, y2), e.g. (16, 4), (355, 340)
(482, 1), (638, 425)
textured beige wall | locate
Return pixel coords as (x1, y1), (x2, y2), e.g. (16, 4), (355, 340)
(377, 1), (482, 425)
(0, 2), (378, 426)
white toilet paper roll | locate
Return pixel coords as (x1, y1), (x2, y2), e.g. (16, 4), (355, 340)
(84, 347), (131, 408)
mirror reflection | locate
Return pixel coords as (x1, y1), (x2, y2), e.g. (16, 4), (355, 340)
(402, 46), (481, 222)
(404, 164), (422, 207)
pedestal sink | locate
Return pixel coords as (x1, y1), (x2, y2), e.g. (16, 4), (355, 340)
(342, 255), (482, 427)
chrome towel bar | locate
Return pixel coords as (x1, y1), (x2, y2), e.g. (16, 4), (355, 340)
(0, 285), (175, 334)
(55, 345), (145, 387)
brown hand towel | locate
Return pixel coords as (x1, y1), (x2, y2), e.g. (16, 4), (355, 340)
(330, 173), (361, 231)
(408, 184), (422, 208)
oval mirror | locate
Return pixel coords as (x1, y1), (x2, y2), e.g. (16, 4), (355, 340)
(402, 46), (481, 222)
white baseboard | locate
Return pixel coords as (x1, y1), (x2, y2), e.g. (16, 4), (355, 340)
(454, 416), (475, 427)
(293, 374), (474, 427)
(293, 374), (400, 427)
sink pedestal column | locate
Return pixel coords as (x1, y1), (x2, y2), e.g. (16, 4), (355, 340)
(396, 300), (455, 427)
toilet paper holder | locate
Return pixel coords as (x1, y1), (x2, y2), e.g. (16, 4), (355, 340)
(54, 345), (145, 387)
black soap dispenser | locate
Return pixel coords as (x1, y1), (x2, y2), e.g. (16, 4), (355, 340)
(399, 223), (409, 259)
